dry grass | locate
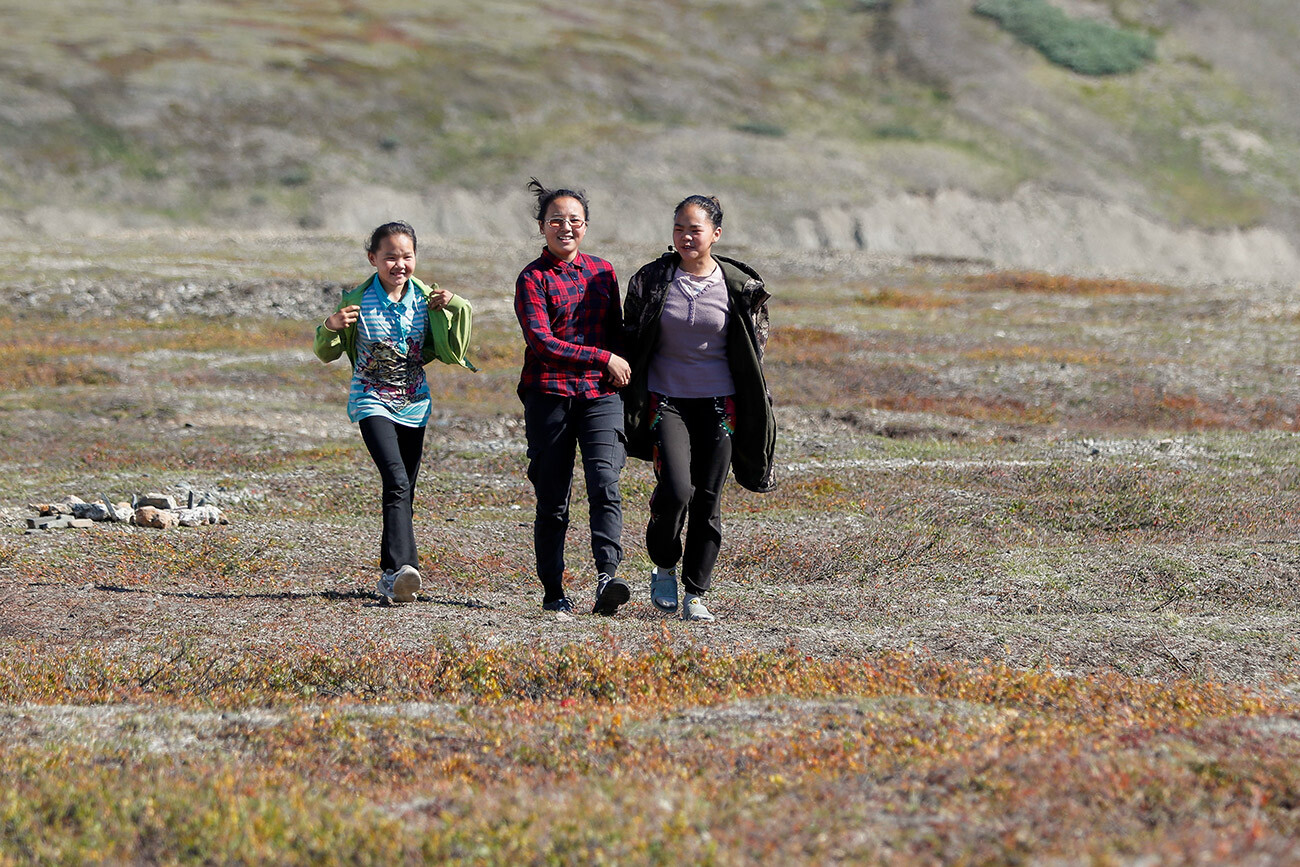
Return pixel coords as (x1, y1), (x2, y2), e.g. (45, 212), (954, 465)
(858, 286), (959, 310)
(955, 270), (1177, 296)
(962, 343), (1110, 365)
(0, 315), (305, 390)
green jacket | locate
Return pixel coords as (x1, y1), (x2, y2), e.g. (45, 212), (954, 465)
(313, 275), (476, 371)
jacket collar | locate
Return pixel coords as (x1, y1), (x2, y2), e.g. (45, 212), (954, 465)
(658, 250), (765, 298)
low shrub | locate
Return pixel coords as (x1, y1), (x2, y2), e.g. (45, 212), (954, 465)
(858, 287), (959, 309)
(732, 122), (787, 137)
(974, 0), (1156, 76)
(957, 270), (1173, 295)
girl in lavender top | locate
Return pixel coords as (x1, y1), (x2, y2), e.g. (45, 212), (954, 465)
(623, 196), (776, 621)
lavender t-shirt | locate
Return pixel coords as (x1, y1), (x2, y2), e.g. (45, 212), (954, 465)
(647, 266), (735, 399)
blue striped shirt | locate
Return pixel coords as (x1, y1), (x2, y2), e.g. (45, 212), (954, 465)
(347, 276), (431, 427)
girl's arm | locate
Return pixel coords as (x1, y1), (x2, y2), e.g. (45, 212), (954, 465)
(313, 302), (356, 363)
(604, 276), (625, 358)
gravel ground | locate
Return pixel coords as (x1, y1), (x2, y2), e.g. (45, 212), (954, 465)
(2, 236), (1299, 691)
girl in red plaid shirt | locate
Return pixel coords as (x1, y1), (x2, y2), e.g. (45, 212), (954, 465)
(514, 179), (632, 615)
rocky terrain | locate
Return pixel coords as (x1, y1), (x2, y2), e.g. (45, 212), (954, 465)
(2, 231), (1297, 682)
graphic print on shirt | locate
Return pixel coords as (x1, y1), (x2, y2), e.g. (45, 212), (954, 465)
(355, 335), (425, 411)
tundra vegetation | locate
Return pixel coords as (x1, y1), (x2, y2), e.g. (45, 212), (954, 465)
(1, 233), (1297, 864)
(974, 0), (1157, 76)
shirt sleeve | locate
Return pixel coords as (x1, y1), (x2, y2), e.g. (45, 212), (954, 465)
(514, 269), (612, 369)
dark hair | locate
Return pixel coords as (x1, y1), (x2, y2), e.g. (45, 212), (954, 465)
(366, 221), (417, 255)
(675, 195), (723, 229)
(527, 177), (590, 222)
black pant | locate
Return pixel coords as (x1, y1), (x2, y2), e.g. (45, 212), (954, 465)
(646, 395), (734, 597)
(358, 415), (425, 575)
(523, 391), (625, 603)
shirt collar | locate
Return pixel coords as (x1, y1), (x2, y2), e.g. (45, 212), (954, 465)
(540, 247), (585, 273)
(369, 274), (415, 310)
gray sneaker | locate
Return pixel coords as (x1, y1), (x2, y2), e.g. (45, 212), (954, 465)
(391, 564), (421, 603)
(592, 573), (631, 616)
(681, 594), (714, 622)
(650, 566), (678, 612)
(376, 570), (396, 605)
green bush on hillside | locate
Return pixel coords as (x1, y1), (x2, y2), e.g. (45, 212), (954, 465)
(974, 0), (1156, 76)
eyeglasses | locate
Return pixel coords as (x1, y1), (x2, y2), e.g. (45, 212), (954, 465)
(545, 217), (587, 229)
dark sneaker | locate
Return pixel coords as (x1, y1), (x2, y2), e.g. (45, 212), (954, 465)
(542, 597), (574, 613)
(591, 573), (630, 616)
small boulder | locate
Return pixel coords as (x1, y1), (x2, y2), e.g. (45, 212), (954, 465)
(104, 499), (133, 522)
(134, 506), (179, 529)
(70, 501), (112, 521)
(45, 498), (80, 516)
(136, 494), (179, 510)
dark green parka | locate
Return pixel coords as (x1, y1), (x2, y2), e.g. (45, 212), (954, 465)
(623, 251), (776, 493)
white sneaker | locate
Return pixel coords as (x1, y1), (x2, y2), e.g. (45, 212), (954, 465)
(650, 566), (678, 612)
(391, 564), (421, 603)
(681, 594), (714, 622)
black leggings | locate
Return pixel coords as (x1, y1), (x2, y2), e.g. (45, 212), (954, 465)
(646, 395), (734, 597)
(358, 415), (425, 574)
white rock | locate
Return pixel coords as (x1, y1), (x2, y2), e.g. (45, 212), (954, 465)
(175, 505), (227, 526)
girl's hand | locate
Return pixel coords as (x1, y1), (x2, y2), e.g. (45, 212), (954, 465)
(429, 285), (454, 310)
(605, 353), (631, 388)
(326, 305), (360, 332)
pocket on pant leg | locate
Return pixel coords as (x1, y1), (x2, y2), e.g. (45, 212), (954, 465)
(614, 426), (628, 471)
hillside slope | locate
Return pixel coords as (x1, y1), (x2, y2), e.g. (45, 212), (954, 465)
(2, 0), (1298, 281)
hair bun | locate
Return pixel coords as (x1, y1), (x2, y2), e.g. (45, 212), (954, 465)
(527, 177), (590, 222)
(674, 195), (724, 228)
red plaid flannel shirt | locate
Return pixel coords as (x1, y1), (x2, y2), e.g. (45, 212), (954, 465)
(515, 248), (623, 398)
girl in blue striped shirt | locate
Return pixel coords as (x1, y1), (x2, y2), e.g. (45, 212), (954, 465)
(315, 221), (475, 603)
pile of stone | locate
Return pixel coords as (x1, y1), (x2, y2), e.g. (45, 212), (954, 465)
(26, 493), (228, 532)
